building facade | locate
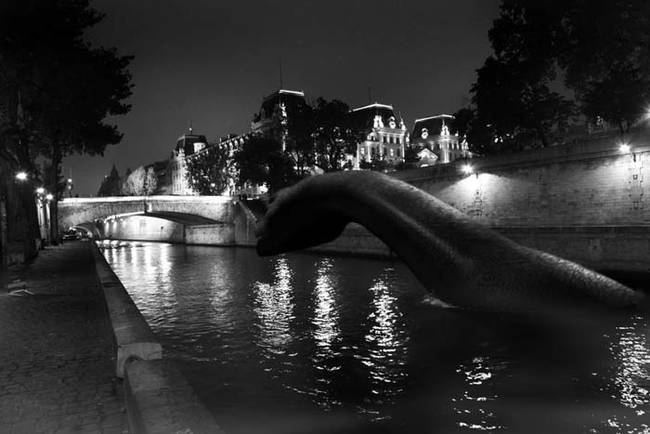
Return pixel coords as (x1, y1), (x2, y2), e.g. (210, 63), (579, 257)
(169, 130), (208, 195)
(251, 89), (309, 150)
(349, 103), (408, 168)
(409, 114), (470, 165)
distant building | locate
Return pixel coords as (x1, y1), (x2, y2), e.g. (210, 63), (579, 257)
(349, 103), (408, 168)
(410, 114), (470, 165)
(169, 129), (208, 195)
(251, 89), (309, 149)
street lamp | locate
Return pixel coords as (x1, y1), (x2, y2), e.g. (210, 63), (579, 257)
(35, 187), (45, 195)
(15, 172), (28, 181)
(45, 194), (54, 201)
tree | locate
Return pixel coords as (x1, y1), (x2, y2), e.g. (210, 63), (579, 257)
(465, 0), (650, 154)
(284, 100), (315, 176)
(144, 166), (157, 196)
(312, 98), (359, 172)
(122, 166), (146, 196)
(464, 0), (574, 153)
(0, 0), (132, 245)
(559, 0), (650, 132)
(185, 145), (230, 195)
(97, 165), (122, 197)
(360, 154), (390, 172)
(234, 136), (299, 194)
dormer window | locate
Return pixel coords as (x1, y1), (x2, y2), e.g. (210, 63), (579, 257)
(194, 143), (205, 153)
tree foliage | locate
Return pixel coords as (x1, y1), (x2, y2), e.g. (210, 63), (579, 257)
(144, 166), (157, 196)
(0, 0), (132, 244)
(234, 136), (299, 194)
(97, 164), (122, 197)
(121, 166), (146, 196)
(185, 145), (230, 195)
(311, 98), (359, 172)
(461, 0), (650, 154)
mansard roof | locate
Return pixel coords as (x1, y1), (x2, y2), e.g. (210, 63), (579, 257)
(257, 89), (307, 120)
(412, 114), (457, 139)
(348, 102), (397, 131)
(176, 133), (207, 156)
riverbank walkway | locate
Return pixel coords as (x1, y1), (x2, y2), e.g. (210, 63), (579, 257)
(0, 241), (127, 433)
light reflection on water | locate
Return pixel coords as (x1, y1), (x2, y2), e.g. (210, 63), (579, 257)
(359, 269), (409, 420)
(253, 256), (295, 357)
(600, 314), (650, 433)
(453, 355), (507, 431)
(313, 258), (339, 354)
(101, 242), (650, 433)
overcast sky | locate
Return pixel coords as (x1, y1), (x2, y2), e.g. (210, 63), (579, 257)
(65, 0), (500, 195)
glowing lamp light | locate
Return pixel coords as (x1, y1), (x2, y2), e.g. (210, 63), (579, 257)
(461, 164), (474, 175)
(619, 143), (631, 154)
(36, 187), (45, 194)
(15, 172), (28, 181)
(45, 194), (54, 201)
(67, 178), (73, 183)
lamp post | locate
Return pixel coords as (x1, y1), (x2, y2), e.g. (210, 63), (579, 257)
(66, 178), (73, 198)
(14, 170), (39, 261)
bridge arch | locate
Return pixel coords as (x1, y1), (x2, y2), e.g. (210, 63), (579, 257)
(58, 196), (234, 230)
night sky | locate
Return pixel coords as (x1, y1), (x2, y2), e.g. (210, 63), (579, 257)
(65, 0), (500, 195)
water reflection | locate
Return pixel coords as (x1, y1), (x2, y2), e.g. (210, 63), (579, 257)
(453, 355), (507, 431)
(360, 268), (409, 419)
(601, 314), (650, 432)
(309, 258), (343, 410)
(253, 257), (295, 357)
(313, 258), (340, 354)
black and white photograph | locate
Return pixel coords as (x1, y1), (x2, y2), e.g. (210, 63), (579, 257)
(1, 0), (650, 432)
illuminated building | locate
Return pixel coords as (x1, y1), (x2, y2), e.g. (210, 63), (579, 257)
(251, 89), (309, 150)
(349, 103), (408, 168)
(169, 128), (207, 195)
(410, 114), (470, 165)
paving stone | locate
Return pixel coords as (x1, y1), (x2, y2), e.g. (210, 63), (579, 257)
(0, 242), (127, 433)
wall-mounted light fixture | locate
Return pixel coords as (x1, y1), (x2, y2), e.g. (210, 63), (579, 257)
(619, 142), (637, 162)
(461, 164), (474, 175)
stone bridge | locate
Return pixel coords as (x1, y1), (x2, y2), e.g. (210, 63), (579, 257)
(58, 196), (258, 246)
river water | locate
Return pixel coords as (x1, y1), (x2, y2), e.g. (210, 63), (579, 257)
(101, 242), (650, 433)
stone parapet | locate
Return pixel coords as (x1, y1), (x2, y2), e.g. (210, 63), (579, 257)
(124, 359), (224, 434)
(91, 245), (162, 377)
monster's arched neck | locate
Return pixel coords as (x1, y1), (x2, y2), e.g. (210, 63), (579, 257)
(316, 172), (641, 312)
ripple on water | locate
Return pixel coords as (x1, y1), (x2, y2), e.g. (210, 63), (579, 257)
(102, 243), (650, 434)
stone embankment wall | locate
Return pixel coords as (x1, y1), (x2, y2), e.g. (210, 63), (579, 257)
(392, 130), (650, 273)
(91, 244), (224, 433)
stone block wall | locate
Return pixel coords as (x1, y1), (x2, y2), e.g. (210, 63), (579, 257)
(394, 131), (650, 227)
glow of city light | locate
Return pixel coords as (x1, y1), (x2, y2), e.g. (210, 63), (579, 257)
(619, 143), (631, 154)
(67, 178), (73, 183)
(15, 172), (28, 181)
(45, 194), (54, 200)
(35, 187), (45, 194)
(461, 164), (474, 175)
